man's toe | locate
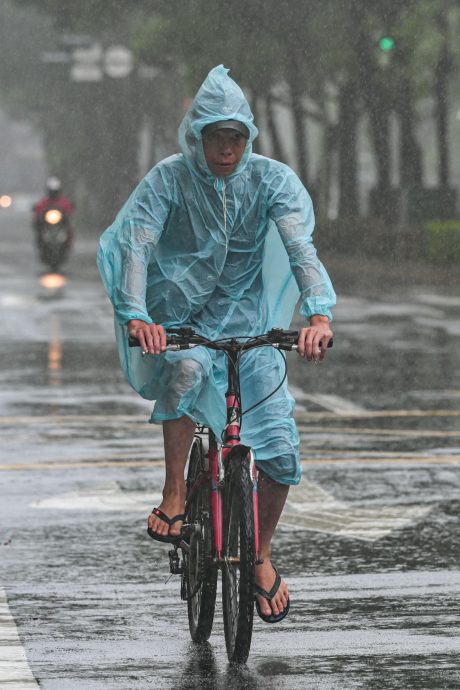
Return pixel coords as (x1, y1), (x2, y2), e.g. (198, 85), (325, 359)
(272, 599), (281, 615)
(261, 601), (272, 616)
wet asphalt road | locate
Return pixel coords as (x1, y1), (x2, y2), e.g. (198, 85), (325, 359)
(1, 208), (460, 689)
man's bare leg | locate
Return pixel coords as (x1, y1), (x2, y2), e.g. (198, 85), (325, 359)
(147, 416), (196, 538)
(255, 471), (290, 617)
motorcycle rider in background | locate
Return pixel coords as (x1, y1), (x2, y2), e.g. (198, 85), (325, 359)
(32, 177), (75, 270)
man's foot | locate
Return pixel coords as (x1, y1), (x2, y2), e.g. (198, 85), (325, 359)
(147, 488), (186, 539)
(255, 559), (290, 619)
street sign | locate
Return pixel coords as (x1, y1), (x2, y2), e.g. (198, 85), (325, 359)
(60, 34), (93, 48)
(71, 44), (103, 82)
(103, 45), (134, 79)
(41, 42), (135, 82)
(41, 51), (71, 64)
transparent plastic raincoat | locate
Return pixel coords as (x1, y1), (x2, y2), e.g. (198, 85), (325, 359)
(97, 65), (335, 485)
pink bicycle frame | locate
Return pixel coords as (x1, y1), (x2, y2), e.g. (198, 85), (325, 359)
(209, 392), (260, 563)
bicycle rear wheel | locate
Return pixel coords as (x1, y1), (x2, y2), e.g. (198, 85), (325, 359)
(222, 449), (256, 664)
(184, 437), (217, 642)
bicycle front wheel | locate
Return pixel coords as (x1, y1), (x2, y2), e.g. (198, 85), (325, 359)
(184, 437), (217, 642)
(222, 450), (256, 664)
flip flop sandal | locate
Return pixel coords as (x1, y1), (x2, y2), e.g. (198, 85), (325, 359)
(254, 565), (290, 624)
(147, 507), (185, 544)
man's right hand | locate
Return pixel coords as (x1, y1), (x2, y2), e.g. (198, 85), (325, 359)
(127, 320), (167, 355)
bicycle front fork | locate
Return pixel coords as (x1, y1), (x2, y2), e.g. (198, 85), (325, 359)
(210, 444), (261, 564)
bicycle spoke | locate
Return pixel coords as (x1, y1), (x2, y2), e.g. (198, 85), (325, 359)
(222, 453), (255, 663)
(184, 439), (217, 642)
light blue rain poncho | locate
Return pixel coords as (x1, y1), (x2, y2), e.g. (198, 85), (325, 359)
(97, 65), (335, 485)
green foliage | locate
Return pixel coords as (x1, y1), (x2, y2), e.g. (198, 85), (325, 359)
(425, 220), (460, 263)
(395, 0), (460, 96)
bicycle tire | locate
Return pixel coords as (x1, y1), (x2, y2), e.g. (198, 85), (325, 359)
(184, 438), (217, 642)
(222, 449), (256, 664)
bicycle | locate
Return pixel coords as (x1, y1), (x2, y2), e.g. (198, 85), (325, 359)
(130, 327), (332, 664)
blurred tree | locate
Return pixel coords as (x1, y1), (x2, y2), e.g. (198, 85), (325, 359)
(4, 0), (459, 230)
(7, 0), (159, 229)
(394, 0), (460, 218)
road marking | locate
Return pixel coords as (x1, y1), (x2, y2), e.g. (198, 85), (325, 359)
(29, 478), (432, 542)
(408, 390), (460, 401)
(289, 386), (367, 414)
(31, 482), (162, 512)
(281, 480), (432, 541)
(1, 408), (460, 426)
(298, 425), (460, 438)
(0, 587), (39, 688)
(0, 460), (166, 471)
(296, 409), (460, 421)
(300, 456), (460, 465)
(1, 452), (460, 472)
(0, 294), (37, 308)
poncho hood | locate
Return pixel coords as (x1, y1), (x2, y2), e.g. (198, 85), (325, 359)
(178, 65), (259, 189)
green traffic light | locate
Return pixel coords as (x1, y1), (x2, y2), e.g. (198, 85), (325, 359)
(379, 36), (395, 52)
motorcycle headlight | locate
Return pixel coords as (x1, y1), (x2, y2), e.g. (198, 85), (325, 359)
(44, 209), (63, 224)
(0, 195), (13, 209)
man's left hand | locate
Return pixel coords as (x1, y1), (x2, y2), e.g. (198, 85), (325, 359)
(298, 315), (333, 361)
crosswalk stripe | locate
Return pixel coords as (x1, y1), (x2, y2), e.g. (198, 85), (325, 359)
(289, 386), (367, 414)
(0, 588), (38, 688)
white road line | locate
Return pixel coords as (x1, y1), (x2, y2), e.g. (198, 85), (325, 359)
(298, 425), (460, 438)
(281, 480), (432, 541)
(289, 386), (367, 414)
(1, 408), (460, 425)
(31, 483), (162, 512)
(0, 587), (38, 688)
(29, 480), (432, 542)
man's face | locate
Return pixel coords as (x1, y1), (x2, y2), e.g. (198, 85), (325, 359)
(202, 129), (247, 177)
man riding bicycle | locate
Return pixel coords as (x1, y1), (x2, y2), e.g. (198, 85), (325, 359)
(97, 65), (335, 623)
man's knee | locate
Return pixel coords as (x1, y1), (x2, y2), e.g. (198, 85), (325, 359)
(171, 358), (204, 391)
(256, 455), (301, 486)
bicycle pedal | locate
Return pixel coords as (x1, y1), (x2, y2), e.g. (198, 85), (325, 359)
(182, 522), (201, 537)
(168, 548), (184, 575)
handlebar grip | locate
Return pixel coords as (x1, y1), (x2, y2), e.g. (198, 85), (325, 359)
(277, 339), (333, 351)
(128, 335), (191, 350)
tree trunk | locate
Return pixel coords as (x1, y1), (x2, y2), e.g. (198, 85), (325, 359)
(265, 93), (287, 163)
(337, 79), (359, 218)
(434, 10), (451, 192)
(352, 4), (393, 221)
(250, 94), (262, 155)
(368, 98), (392, 219)
(286, 60), (309, 185)
(398, 89), (423, 189)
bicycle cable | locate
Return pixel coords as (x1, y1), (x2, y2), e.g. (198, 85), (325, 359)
(170, 331), (291, 438)
(220, 349), (243, 444)
(221, 337), (289, 431)
(238, 342), (288, 422)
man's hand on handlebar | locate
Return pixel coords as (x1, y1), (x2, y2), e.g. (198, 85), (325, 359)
(298, 315), (333, 362)
(127, 320), (167, 355)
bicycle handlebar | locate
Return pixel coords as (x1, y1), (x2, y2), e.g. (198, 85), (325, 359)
(128, 327), (333, 353)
